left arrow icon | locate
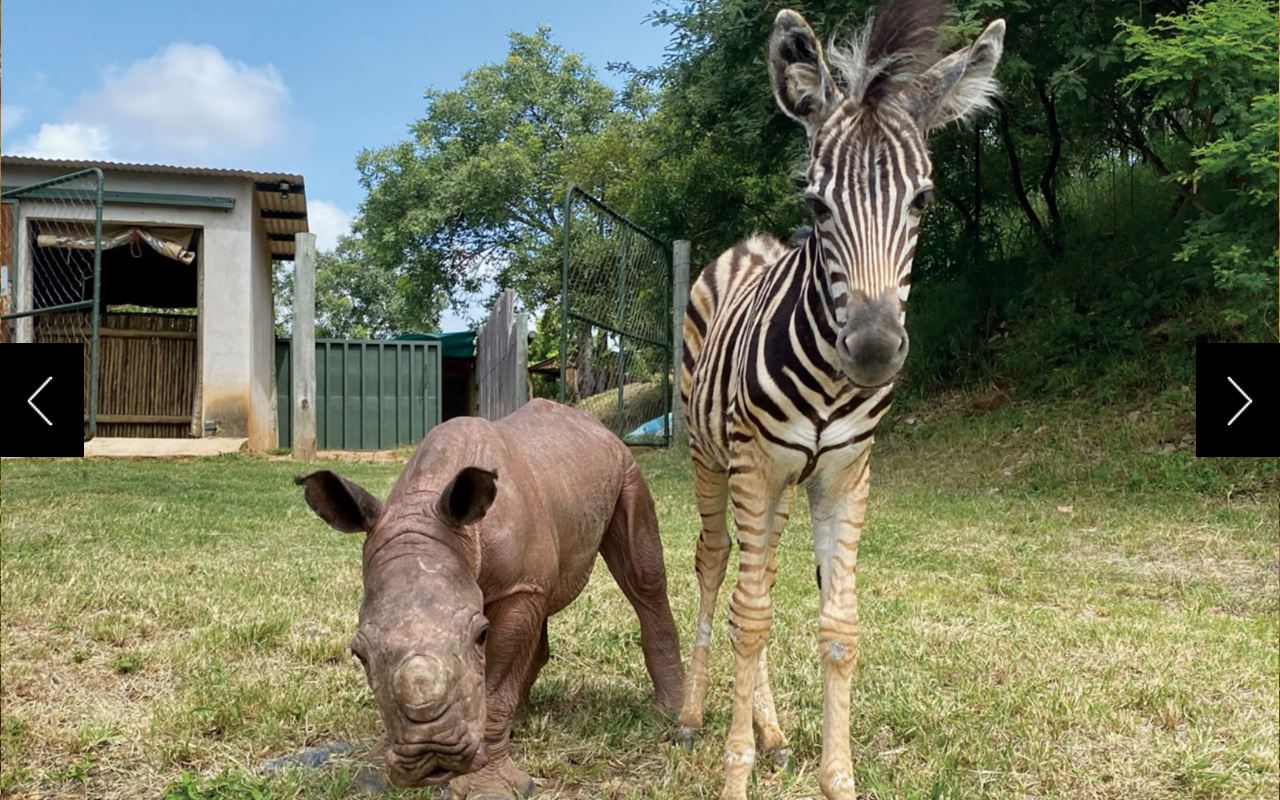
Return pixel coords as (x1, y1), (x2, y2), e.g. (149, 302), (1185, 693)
(28, 376), (53, 426)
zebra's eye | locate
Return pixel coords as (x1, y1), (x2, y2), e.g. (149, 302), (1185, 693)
(909, 188), (935, 212)
(806, 196), (832, 219)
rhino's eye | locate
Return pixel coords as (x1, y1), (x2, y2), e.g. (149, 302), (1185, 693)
(476, 626), (490, 647)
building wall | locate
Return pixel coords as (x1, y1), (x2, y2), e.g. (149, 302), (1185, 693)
(3, 165), (278, 447)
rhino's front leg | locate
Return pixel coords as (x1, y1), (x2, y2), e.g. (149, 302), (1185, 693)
(449, 592), (545, 800)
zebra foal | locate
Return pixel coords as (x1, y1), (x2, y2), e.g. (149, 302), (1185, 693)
(672, 2), (1005, 798)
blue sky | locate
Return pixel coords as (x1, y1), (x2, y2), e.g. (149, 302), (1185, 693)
(3, 1), (673, 325)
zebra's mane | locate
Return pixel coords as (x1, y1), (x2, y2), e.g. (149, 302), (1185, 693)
(826, 0), (947, 107)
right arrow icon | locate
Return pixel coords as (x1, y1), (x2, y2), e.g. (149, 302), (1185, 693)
(1227, 376), (1252, 426)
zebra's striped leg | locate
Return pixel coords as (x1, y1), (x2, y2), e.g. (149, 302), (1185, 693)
(674, 457), (731, 746)
(751, 645), (792, 771)
(751, 487), (795, 771)
(809, 454), (870, 800)
(721, 470), (787, 800)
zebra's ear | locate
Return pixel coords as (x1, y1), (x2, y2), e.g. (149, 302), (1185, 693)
(769, 9), (841, 137)
(902, 18), (1005, 132)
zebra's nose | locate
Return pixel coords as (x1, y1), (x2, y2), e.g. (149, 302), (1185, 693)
(838, 291), (908, 387)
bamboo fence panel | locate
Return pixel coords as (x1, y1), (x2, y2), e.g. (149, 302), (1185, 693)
(37, 311), (198, 438)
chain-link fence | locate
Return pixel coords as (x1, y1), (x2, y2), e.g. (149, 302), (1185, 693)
(1, 169), (105, 440)
(560, 186), (671, 446)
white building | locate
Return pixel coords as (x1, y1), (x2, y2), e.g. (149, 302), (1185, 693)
(2, 156), (311, 451)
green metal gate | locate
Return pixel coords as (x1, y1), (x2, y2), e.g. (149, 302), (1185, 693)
(276, 338), (442, 450)
(560, 186), (672, 446)
(1, 169), (105, 441)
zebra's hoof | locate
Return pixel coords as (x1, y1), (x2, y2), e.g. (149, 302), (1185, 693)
(770, 747), (795, 774)
(671, 726), (700, 750)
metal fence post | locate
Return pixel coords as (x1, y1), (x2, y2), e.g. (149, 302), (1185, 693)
(671, 240), (691, 446)
(292, 232), (317, 461)
(559, 187), (574, 405)
(614, 226), (630, 439)
(85, 169), (104, 441)
(14, 200), (31, 344)
(661, 240), (672, 446)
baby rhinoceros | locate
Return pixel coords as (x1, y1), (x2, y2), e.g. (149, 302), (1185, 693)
(296, 399), (684, 800)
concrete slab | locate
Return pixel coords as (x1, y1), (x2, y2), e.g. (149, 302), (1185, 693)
(82, 437), (249, 458)
(265, 449), (408, 464)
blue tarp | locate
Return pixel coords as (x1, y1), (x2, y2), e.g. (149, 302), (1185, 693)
(627, 412), (672, 439)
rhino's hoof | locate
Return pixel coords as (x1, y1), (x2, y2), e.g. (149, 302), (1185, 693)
(517, 775), (538, 798)
(770, 747), (795, 774)
(671, 726), (700, 750)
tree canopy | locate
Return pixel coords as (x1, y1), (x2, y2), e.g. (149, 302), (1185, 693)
(350, 28), (649, 320)
(304, 0), (1277, 397)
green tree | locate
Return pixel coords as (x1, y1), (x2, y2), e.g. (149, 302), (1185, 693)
(353, 27), (643, 327)
(273, 235), (417, 338)
(1122, 0), (1279, 337)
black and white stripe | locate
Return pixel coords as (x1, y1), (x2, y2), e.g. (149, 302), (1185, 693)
(683, 101), (930, 484)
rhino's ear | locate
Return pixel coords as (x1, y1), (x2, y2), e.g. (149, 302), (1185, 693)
(295, 470), (384, 533)
(438, 467), (498, 527)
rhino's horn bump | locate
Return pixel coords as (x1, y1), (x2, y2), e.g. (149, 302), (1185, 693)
(394, 654), (451, 719)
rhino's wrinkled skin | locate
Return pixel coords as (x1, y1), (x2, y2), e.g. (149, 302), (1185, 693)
(297, 400), (683, 799)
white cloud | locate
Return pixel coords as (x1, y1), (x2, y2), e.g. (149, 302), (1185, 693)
(8, 122), (113, 160)
(2, 106), (27, 136)
(74, 43), (290, 159)
(307, 200), (353, 252)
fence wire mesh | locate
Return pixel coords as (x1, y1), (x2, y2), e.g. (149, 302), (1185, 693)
(1, 169), (105, 440)
(560, 186), (671, 446)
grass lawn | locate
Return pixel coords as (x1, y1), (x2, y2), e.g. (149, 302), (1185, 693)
(2, 394), (1276, 799)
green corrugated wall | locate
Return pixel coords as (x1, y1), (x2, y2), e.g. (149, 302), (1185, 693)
(276, 338), (441, 451)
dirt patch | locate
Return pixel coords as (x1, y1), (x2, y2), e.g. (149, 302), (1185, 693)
(267, 449), (410, 464)
(1073, 547), (1279, 608)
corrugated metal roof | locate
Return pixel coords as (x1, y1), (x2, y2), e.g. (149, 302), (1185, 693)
(0, 155), (303, 184)
(2, 155), (310, 259)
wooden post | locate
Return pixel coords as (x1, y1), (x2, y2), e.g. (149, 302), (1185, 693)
(292, 232), (317, 462)
(515, 310), (529, 408)
(671, 240), (691, 446)
(475, 288), (528, 420)
(476, 318), (488, 420)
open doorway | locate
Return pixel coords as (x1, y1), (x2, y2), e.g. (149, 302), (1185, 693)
(29, 220), (202, 438)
